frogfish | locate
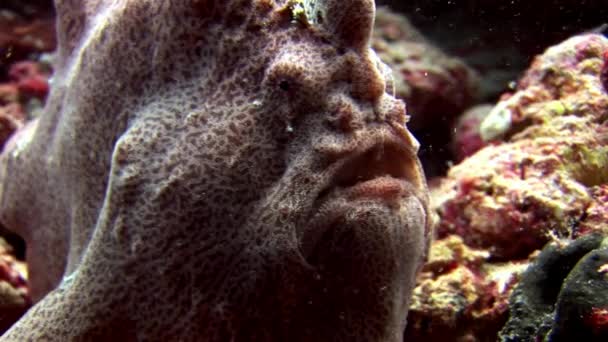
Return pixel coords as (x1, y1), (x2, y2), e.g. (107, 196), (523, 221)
(0, 0), (430, 340)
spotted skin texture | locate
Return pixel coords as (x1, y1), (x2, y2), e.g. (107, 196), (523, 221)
(0, 0), (430, 340)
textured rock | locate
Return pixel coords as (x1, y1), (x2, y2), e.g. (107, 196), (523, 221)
(406, 235), (526, 342)
(0, 59), (50, 151)
(0, 237), (28, 335)
(450, 104), (493, 162)
(405, 33), (608, 341)
(435, 34), (608, 260)
(0, 0), (430, 340)
(499, 233), (608, 341)
(376, 0), (607, 101)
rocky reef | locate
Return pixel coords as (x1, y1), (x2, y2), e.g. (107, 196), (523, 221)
(450, 104), (493, 162)
(499, 233), (608, 341)
(435, 33), (608, 260)
(409, 33), (608, 341)
(405, 234), (527, 341)
(0, 237), (28, 334)
(0, 60), (50, 148)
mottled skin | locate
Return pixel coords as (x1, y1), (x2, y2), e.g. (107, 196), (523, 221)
(0, 0), (430, 340)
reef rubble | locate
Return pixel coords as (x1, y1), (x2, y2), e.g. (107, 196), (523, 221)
(408, 33), (608, 341)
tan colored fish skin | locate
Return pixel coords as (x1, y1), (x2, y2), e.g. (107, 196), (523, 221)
(0, 0), (430, 340)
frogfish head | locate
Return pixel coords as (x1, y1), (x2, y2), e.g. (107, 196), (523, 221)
(165, 0), (432, 340)
(217, 0), (432, 340)
(36, 0), (431, 340)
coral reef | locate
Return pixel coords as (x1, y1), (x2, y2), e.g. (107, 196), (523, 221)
(0, 0), (430, 341)
(7, 61), (50, 100)
(405, 235), (527, 341)
(0, 60), (50, 150)
(499, 233), (608, 341)
(0, 237), (28, 335)
(450, 104), (493, 162)
(0, 2), (54, 152)
(407, 33), (608, 341)
(435, 34), (608, 260)
(0, 1), (606, 340)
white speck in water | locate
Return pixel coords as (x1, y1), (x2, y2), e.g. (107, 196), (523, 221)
(252, 99), (262, 108)
(286, 123), (294, 133)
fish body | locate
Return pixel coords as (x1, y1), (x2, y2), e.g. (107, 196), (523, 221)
(0, 0), (430, 340)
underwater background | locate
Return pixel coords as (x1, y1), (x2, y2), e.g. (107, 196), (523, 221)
(0, 0), (607, 340)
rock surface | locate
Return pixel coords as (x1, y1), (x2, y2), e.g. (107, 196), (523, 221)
(407, 33), (608, 341)
(499, 233), (608, 341)
(435, 34), (608, 260)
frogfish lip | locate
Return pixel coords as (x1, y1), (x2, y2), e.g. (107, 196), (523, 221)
(298, 128), (428, 262)
(316, 128), (425, 205)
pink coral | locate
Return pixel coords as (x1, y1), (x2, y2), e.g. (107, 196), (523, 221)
(405, 235), (525, 341)
(0, 238), (30, 334)
(0, 60), (50, 150)
(435, 34), (608, 259)
(587, 307), (608, 335)
(8, 62), (49, 100)
(451, 104), (494, 161)
(407, 33), (608, 341)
